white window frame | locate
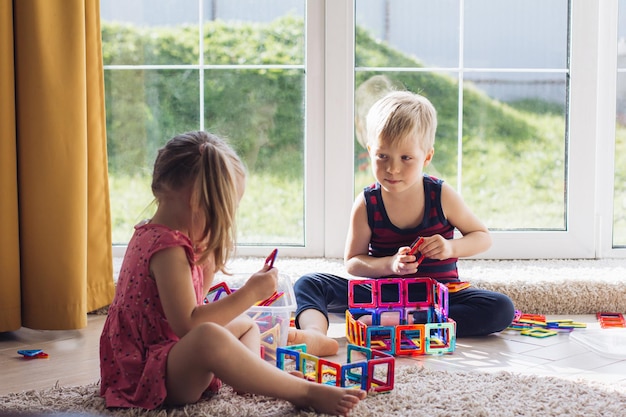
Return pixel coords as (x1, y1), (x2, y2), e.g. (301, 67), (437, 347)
(596, 0), (621, 258)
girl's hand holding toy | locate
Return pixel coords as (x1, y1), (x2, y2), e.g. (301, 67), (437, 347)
(255, 248), (281, 306)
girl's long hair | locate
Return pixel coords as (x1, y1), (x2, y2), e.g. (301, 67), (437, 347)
(151, 131), (245, 273)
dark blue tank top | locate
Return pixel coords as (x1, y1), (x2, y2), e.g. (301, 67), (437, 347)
(364, 175), (459, 282)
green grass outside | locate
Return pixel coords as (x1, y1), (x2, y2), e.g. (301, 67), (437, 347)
(109, 172), (304, 246)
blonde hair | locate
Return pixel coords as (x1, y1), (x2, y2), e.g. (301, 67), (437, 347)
(151, 131), (246, 272)
(366, 91), (437, 152)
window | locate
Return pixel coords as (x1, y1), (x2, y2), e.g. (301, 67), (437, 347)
(104, 1), (625, 259)
(354, 0), (570, 232)
(102, 0), (313, 258)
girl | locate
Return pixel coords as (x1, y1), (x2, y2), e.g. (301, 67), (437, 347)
(99, 131), (366, 416)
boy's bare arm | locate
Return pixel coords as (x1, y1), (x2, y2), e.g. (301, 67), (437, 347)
(429, 182), (491, 260)
(344, 195), (416, 277)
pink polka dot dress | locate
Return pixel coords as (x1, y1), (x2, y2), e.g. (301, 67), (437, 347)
(99, 222), (204, 409)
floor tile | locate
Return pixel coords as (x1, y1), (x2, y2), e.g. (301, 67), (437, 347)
(521, 339), (590, 361)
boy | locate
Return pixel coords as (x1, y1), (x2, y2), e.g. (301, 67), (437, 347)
(288, 91), (515, 356)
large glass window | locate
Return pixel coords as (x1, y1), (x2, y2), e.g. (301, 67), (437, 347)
(103, 1), (625, 259)
(102, 0), (306, 248)
(354, 0), (570, 231)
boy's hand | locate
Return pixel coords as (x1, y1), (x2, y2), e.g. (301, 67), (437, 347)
(419, 235), (453, 260)
(391, 247), (420, 275)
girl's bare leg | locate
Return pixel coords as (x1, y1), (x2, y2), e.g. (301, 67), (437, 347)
(288, 309), (339, 356)
(166, 322), (365, 416)
(224, 314), (261, 394)
(225, 314), (260, 356)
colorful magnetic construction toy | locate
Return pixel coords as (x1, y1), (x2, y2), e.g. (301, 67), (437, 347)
(506, 310), (587, 337)
(596, 312), (625, 328)
(206, 281), (287, 361)
(345, 277), (456, 356)
(254, 311), (285, 361)
(18, 349), (49, 359)
(276, 343), (395, 393)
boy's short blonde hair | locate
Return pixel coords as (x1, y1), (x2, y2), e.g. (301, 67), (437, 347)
(366, 91), (437, 152)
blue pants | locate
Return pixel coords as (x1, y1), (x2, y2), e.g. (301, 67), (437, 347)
(294, 272), (515, 338)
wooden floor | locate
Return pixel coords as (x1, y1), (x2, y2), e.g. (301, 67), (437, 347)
(1, 314), (626, 396)
(0, 315), (105, 395)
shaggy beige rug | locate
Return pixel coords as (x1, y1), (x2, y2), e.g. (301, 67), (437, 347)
(1, 366), (625, 417)
(214, 257), (626, 315)
(460, 258), (626, 314)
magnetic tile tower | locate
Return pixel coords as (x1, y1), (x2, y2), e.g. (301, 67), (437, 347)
(345, 277), (456, 356)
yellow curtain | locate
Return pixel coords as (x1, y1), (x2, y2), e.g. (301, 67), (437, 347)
(0, 0), (115, 332)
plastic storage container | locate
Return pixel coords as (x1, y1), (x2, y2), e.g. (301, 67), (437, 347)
(207, 273), (296, 361)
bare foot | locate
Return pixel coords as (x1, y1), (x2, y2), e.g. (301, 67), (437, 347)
(288, 370), (305, 379)
(357, 314), (400, 326)
(288, 328), (339, 356)
(294, 383), (366, 417)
